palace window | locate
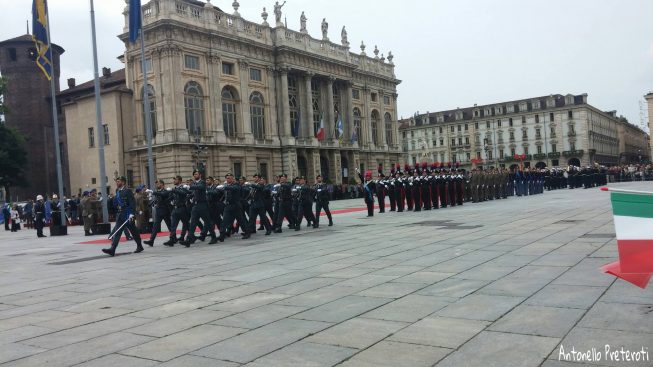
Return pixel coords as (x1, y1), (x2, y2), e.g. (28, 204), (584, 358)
(551, 144), (557, 152)
(288, 76), (300, 137)
(353, 108), (362, 143)
(250, 92), (265, 140)
(311, 80), (321, 137)
(221, 86), (238, 138)
(371, 110), (379, 146)
(535, 114), (540, 123)
(475, 122), (479, 129)
(222, 62), (234, 75)
(184, 81), (204, 135)
(385, 112), (393, 146)
(88, 127), (94, 148)
(451, 138), (456, 146)
(352, 89), (360, 100)
(522, 116), (526, 124)
(509, 118), (513, 127)
(524, 146), (529, 155)
(549, 112), (554, 122)
(250, 68), (262, 81)
(383, 95), (391, 105)
(499, 149), (504, 159)
(439, 127), (443, 134)
(440, 139), (444, 146)
(103, 124), (109, 145)
(371, 93), (378, 102)
(522, 130), (528, 139)
(486, 121), (490, 129)
(450, 126), (455, 132)
(465, 137), (470, 145)
(511, 148), (516, 156)
(568, 110), (573, 119)
(184, 55), (200, 70)
(537, 145), (542, 154)
(497, 119), (502, 127)
(465, 123), (468, 131)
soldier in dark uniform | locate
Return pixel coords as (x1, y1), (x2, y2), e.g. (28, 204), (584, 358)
(203, 177), (223, 239)
(294, 176), (316, 231)
(387, 168), (396, 212)
(314, 174), (333, 227)
(411, 168), (422, 212)
(102, 176), (143, 256)
(376, 173), (387, 213)
(430, 166), (440, 209)
(404, 165), (414, 211)
(166, 176), (189, 246)
(247, 174), (272, 235)
(273, 174), (295, 233)
(421, 165), (432, 210)
(261, 177), (275, 230)
(394, 170), (405, 212)
(357, 168), (376, 217)
(144, 179), (172, 247)
(34, 195), (46, 238)
(219, 173), (251, 241)
(180, 170), (218, 247)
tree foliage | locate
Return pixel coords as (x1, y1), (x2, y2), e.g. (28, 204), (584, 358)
(0, 76), (8, 118)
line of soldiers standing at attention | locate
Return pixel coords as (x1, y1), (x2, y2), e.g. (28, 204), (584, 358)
(356, 162), (552, 217)
(102, 170), (334, 256)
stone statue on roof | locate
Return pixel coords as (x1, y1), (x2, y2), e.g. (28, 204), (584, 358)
(274, 1), (286, 26)
(321, 18), (329, 40)
(300, 11), (307, 33)
(341, 26), (349, 47)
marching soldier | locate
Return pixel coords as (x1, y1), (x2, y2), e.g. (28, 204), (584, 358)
(167, 176), (190, 246)
(80, 191), (94, 235)
(295, 176), (316, 231)
(219, 173), (251, 241)
(376, 173), (387, 213)
(387, 168), (397, 212)
(247, 174), (272, 235)
(102, 176), (143, 256)
(314, 174), (333, 227)
(273, 174), (295, 233)
(357, 168), (376, 217)
(181, 169), (218, 247)
(144, 179), (172, 247)
(134, 185), (149, 233)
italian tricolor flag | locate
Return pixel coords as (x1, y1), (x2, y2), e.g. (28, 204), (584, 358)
(602, 188), (653, 288)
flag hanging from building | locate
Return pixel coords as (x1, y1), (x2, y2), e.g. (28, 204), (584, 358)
(316, 115), (325, 141)
(350, 128), (358, 144)
(32, 0), (52, 80)
(129, 0), (142, 43)
(601, 187), (653, 288)
(336, 113), (344, 141)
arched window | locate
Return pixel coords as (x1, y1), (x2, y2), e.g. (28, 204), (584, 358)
(371, 110), (379, 146)
(353, 107), (362, 143)
(184, 82), (204, 135)
(384, 112), (393, 146)
(288, 76), (299, 137)
(250, 92), (265, 140)
(142, 84), (157, 138)
(222, 86), (238, 138)
(311, 80), (321, 136)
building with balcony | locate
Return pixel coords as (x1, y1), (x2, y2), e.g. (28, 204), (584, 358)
(645, 91), (653, 160)
(95, 0), (401, 186)
(399, 93), (649, 169)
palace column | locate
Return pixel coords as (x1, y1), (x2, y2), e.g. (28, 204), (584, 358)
(303, 72), (314, 140)
(206, 52), (222, 137)
(343, 80), (353, 142)
(277, 67), (290, 137)
(325, 76), (335, 141)
(238, 60), (251, 137)
(379, 90), (387, 149)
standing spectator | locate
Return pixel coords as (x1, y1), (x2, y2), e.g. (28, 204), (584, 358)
(2, 204), (10, 231)
(24, 200), (34, 229)
(10, 204), (21, 232)
(34, 195), (46, 237)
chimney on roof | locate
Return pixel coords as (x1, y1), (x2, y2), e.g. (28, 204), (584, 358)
(67, 78), (75, 88)
(102, 67), (111, 78)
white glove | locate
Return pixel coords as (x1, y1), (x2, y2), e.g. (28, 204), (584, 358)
(274, 184), (280, 188)
(217, 185), (224, 189)
(138, 211), (143, 215)
(128, 214), (135, 220)
(245, 182), (250, 185)
(98, 197), (103, 201)
(146, 189), (153, 194)
(166, 187), (172, 191)
(183, 185), (190, 189)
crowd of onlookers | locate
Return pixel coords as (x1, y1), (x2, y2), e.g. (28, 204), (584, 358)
(606, 164), (653, 182)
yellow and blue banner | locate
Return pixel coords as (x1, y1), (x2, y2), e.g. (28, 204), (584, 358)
(32, 0), (52, 80)
(129, 0), (142, 43)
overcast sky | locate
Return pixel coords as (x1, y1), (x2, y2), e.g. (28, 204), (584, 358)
(1, 0), (652, 131)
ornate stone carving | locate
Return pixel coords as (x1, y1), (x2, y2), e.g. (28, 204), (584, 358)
(274, 1), (286, 27)
(261, 7), (268, 26)
(321, 18), (329, 40)
(380, 53), (385, 63)
(341, 26), (349, 47)
(232, 0), (240, 17)
(360, 41), (366, 56)
(387, 51), (394, 64)
(373, 45), (379, 59)
(300, 12), (307, 34)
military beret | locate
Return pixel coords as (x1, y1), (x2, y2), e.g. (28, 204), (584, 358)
(224, 172), (234, 178)
(115, 175), (127, 182)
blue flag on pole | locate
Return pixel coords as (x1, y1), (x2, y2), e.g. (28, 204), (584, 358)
(32, 0), (52, 80)
(129, 0), (142, 43)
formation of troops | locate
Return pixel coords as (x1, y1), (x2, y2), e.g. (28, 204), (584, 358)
(77, 162), (608, 256)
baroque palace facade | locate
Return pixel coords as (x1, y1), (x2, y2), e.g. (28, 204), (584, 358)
(116, 0), (401, 186)
(400, 93), (649, 170)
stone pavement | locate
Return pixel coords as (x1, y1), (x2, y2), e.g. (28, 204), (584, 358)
(1, 182), (652, 367)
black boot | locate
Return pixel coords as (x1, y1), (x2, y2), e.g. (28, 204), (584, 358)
(102, 243), (118, 257)
(265, 229), (272, 235)
(163, 238), (175, 247)
(328, 220), (333, 227)
(134, 241), (144, 253)
(209, 235), (218, 245)
(217, 233), (225, 242)
(241, 232), (251, 240)
(144, 240), (154, 247)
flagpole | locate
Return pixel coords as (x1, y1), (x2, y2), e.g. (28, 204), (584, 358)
(43, 2), (66, 229)
(140, 17), (155, 189)
(89, 0), (109, 224)
(600, 187), (653, 195)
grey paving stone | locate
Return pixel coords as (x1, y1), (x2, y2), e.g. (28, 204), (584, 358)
(339, 340), (451, 367)
(127, 299), (214, 319)
(436, 294), (524, 321)
(392, 271), (454, 285)
(3, 332), (154, 367)
(435, 331), (560, 367)
(275, 285), (362, 308)
(121, 324), (246, 362)
(206, 292), (290, 313)
(212, 304), (306, 329)
(579, 302), (653, 333)
(0, 325), (54, 345)
(355, 282), (425, 298)
(599, 281), (653, 305)
(388, 316), (489, 348)
(193, 318), (332, 364)
(74, 354), (159, 367)
(268, 277), (342, 295)
(417, 278), (491, 298)
(455, 265), (519, 281)
(0, 342), (46, 364)
(292, 295), (391, 323)
(127, 309), (232, 337)
(245, 341), (357, 367)
(307, 317), (408, 349)
(0, 301), (72, 321)
(158, 355), (240, 367)
(22, 315), (152, 349)
(425, 259), (483, 273)
(478, 276), (553, 297)
(489, 305), (586, 337)
(367, 265), (426, 277)
(525, 284), (606, 309)
(35, 309), (132, 330)
(362, 294), (452, 323)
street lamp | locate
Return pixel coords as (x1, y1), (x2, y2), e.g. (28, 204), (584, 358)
(192, 128), (209, 174)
